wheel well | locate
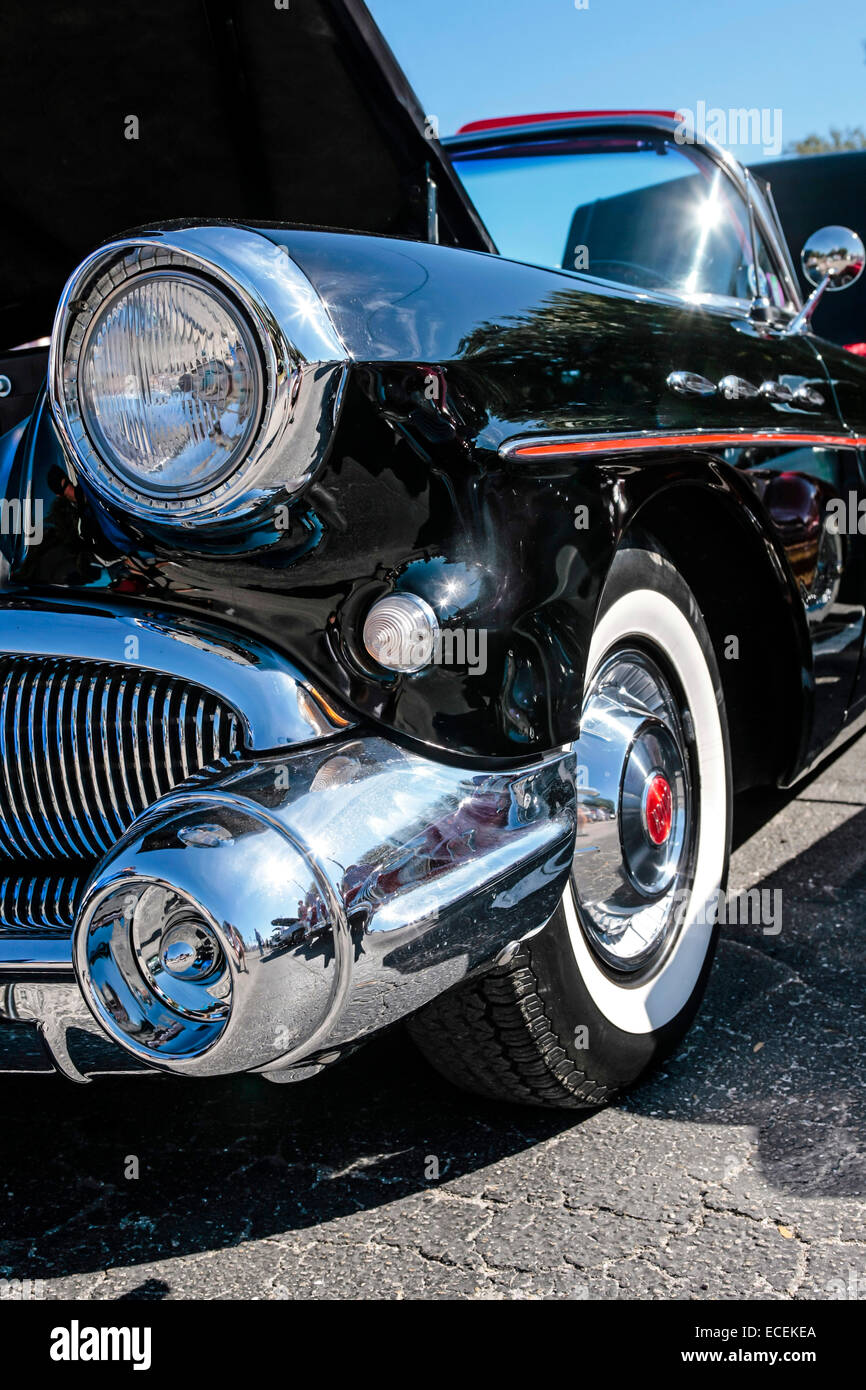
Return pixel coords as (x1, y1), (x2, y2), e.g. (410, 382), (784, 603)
(624, 484), (806, 793)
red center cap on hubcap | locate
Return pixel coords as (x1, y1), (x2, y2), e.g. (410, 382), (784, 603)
(644, 773), (673, 846)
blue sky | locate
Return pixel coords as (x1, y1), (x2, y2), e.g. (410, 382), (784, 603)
(367, 0), (865, 161)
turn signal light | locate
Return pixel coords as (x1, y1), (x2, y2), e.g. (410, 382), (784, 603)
(363, 593), (439, 673)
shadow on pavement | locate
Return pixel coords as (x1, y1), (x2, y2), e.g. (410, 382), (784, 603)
(629, 801), (866, 1200)
(1, 757), (864, 1280)
(0, 1028), (583, 1279)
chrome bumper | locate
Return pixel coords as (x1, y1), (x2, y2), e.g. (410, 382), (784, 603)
(0, 734), (575, 1080)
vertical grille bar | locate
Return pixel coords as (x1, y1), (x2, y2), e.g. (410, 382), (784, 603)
(0, 657), (243, 862)
(0, 868), (85, 935)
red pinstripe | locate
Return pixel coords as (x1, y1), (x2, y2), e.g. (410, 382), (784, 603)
(509, 431), (866, 458)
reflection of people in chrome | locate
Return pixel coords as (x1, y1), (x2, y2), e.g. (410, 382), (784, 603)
(254, 930), (264, 954)
(103, 981), (131, 1028)
(225, 923), (249, 973)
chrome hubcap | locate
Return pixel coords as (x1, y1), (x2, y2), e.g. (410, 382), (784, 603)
(642, 771), (673, 846)
(572, 648), (695, 972)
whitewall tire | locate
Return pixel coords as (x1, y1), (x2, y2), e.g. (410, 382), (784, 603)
(408, 543), (732, 1108)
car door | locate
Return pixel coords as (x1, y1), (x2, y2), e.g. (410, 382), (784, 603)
(504, 126), (866, 764)
(450, 124), (866, 760)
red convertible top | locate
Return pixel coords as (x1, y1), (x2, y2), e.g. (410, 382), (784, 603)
(456, 110), (681, 135)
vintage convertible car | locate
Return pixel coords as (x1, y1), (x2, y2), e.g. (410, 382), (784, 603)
(0, 1), (864, 1107)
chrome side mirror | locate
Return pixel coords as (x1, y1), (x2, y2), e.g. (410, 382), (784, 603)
(785, 225), (864, 335)
(801, 225), (864, 291)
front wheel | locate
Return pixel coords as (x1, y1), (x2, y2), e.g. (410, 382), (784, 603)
(408, 543), (732, 1108)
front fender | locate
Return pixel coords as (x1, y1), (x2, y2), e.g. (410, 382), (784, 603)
(0, 228), (822, 765)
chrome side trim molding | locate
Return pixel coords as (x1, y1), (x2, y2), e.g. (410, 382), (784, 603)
(500, 428), (866, 461)
(666, 371), (717, 397)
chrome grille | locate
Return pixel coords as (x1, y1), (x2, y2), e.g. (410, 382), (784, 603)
(0, 656), (244, 861)
(0, 869), (85, 936)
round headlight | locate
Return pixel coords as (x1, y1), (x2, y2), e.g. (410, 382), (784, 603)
(50, 230), (348, 529)
(78, 272), (261, 497)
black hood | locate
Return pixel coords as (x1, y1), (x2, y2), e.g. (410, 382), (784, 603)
(0, 0), (492, 347)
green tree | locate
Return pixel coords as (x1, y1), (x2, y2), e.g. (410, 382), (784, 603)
(787, 126), (866, 156)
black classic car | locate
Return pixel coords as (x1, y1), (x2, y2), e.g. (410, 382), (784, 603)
(0, 1), (864, 1108)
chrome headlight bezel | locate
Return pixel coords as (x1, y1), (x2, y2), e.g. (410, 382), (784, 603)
(49, 227), (347, 529)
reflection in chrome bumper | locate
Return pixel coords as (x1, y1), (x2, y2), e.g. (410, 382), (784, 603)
(1, 736), (576, 1080)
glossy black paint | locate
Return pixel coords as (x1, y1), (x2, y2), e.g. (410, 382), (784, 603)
(5, 226), (866, 778)
(0, 346), (46, 437)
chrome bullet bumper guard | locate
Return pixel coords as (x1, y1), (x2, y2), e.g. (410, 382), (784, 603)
(0, 734), (575, 1080)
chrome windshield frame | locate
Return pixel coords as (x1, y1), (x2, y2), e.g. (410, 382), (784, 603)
(443, 114), (803, 316)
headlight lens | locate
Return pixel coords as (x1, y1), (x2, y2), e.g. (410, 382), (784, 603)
(77, 272), (262, 497)
(50, 229), (349, 529)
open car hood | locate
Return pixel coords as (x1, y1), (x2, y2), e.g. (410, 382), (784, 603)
(0, 0), (492, 347)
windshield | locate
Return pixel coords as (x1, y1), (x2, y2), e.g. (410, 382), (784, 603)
(451, 134), (787, 306)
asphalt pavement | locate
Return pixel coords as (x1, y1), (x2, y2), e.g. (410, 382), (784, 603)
(1, 732), (865, 1300)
